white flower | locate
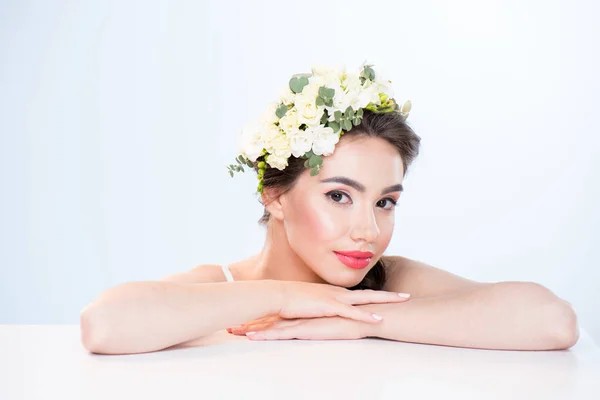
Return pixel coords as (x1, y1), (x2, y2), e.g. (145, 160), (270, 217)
(278, 85), (296, 106)
(262, 123), (284, 153)
(288, 128), (316, 158)
(266, 131), (292, 158)
(308, 125), (339, 156)
(238, 121), (265, 162)
(311, 64), (346, 83)
(265, 132), (293, 170)
(266, 153), (289, 170)
(294, 92), (325, 127)
(259, 101), (280, 125)
(278, 107), (300, 134)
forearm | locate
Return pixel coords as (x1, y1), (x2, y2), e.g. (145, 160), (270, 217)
(80, 280), (281, 354)
(361, 282), (579, 350)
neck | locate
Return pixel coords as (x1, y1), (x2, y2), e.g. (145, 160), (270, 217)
(250, 218), (327, 284)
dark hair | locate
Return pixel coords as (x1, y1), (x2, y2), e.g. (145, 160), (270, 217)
(255, 106), (421, 290)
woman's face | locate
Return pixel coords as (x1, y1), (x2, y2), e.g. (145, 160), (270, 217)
(278, 135), (405, 287)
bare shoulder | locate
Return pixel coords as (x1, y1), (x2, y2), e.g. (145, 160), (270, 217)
(380, 255), (490, 298)
(160, 264), (227, 284)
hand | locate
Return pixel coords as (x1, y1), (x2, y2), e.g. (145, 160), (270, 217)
(227, 315), (283, 335)
(274, 281), (411, 324)
(237, 316), (367, 341)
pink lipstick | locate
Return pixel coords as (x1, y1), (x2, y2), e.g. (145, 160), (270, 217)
(333, 250), (374, 269)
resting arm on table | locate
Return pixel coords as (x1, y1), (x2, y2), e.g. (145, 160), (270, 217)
(358, 256), (578, 350)
(241, 256), (579, 351)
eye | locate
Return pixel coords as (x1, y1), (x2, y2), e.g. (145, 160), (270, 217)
(326, 190), (351, 204)
(377, 198), (398, 210)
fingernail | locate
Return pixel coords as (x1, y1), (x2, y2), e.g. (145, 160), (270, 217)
(372, 313), (383, 321)
(246, 331), (256, 336)
(398, 293), (411, 298)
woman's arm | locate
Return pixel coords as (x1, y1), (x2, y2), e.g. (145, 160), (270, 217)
(360, 281), (579, 350)
(80, 279), (281, 355)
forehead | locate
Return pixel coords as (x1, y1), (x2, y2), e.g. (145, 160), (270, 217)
(302, 135), (405, 188)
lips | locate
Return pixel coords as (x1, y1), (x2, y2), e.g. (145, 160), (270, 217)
(333, 250), (373, 269)
(334, 250), (374, 258)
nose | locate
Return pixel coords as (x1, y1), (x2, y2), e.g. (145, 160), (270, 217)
(350, 205), (380, 244)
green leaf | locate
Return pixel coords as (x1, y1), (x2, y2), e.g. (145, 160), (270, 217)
(315, 97), (324, 106)
(325, 98), (333, 107)
(352, 117), (361, 126)
(245, 159), (254, 168)
(308, 155), (322, 168)
(320, 111), (329, 125)
(289, 76), (309, 94)
(318, 87), (334, 99)
(362, 65), (375, 81)
(276, 104), (289, 119)
(343, 119), (352, 131)
(357, 108), (363, 117)
(344, 106), (353, 118)
(328, 121), (340, 133)
(304, 159), (310, 168)
(334, 110), (342, 122)
(304, 150), (315, 159)
(229, 170), (233, 177)
(310, 167), (319, 176)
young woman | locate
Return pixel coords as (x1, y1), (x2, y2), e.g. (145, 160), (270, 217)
(80, 63), (579, 355)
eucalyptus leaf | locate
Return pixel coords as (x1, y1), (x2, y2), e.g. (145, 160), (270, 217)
(344, 106), (353, 118)
(229, 171), (233, 177)
(328, 121), (340, 133)
(343, 119), (352, 131)
(320, 111), (329, 125)
(308, 156), (319, 168)
(357, 108), (363, 117)
(334, 110), (342, 122)
(352, 117), (361, 126)
(289, 76), (309, 94)
(310, 168), (319, 176)
(276, 104), (289, 118)
(315, 97), (324, 106)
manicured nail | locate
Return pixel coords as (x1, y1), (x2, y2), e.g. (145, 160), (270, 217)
(398, 293), (411, 298)
(246, 331), (256, 336)
(372, 313), (383, 321)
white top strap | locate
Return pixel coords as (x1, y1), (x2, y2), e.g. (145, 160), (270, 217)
(221, 264), (234, 282)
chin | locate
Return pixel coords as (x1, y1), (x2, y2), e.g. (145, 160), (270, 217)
(320, 268), (368, 288)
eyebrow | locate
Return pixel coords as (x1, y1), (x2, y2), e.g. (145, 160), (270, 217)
(319, 176), (404, 195)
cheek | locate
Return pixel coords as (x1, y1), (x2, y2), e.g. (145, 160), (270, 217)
(286, 195), (346, 244)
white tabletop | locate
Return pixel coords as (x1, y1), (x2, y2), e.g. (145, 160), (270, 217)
(1, 325), (599, 400)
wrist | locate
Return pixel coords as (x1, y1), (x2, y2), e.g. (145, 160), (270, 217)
(262, 279), (285, 315)
(357, 304), (385, 338)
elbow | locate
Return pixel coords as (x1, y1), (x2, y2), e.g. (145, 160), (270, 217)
(548, 299), (580, 350)
(520, 282), (580, 350)
(80, 303), (112, 354)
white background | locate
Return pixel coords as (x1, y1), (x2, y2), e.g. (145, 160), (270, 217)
(1, 1), (598, 343)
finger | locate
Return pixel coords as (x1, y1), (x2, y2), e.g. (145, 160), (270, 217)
(334, 303), (384, 324)
(246, 326), (304, 341)
(233, 318), (299, 335)
(232, 321), (279, 335)
(340, 290), (411, 305)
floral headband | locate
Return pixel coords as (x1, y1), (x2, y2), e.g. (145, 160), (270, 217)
(227, 61), (411, 194)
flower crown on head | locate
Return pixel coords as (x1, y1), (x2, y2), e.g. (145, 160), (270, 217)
(227, 61), (411, 194)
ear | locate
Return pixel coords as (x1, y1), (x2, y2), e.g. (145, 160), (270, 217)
(261, 187), (285, 221)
